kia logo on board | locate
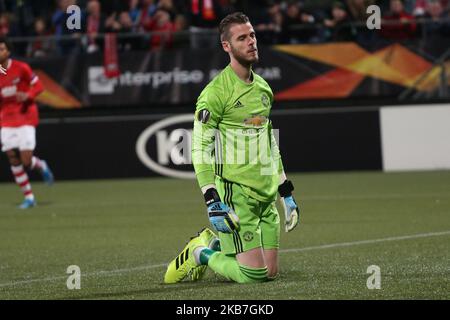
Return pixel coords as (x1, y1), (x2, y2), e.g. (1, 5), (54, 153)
(136, 114), (195, 179)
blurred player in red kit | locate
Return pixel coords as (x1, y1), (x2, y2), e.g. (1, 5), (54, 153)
(0, 38), (54, 209)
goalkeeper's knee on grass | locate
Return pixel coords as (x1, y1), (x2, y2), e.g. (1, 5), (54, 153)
(236, 264), (268, 284)
(194, 248), (268, 284)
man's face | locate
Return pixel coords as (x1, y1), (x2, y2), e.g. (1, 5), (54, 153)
(428, 1), (443, 18)
(287, 4), (299, 18)
(0, 43), (10, 64)
(223, 22), (258, 66)
(88, 0), (101, 16)
(391, 0), (404, 14)
(332, 7), (347, 20)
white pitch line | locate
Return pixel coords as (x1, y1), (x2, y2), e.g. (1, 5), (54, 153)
(1, 230), (450, 289)
(279, 230), (450, 253)
(0, 264), (167, 289)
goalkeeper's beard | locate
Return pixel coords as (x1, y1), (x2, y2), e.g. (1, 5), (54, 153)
(230, 44), (259, 68)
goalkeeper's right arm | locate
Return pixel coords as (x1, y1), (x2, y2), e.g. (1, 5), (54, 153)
(192, 112), (216, 189)
(192, 116), (239, 233)
(192, 86), (223, 189)
(192, 87), (241, 232)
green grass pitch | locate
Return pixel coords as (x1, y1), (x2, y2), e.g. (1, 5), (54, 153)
(0, 171), (449, 300)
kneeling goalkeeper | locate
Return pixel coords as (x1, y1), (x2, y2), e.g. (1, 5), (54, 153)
(164, 12), (300, 284)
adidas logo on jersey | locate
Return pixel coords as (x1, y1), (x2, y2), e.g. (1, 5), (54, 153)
(234, 100), (244, 108)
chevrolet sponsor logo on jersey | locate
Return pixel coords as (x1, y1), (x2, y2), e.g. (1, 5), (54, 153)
(244, 115), (268, 127)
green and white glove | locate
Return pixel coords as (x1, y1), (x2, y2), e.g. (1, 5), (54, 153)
(278, 180), (299, 232)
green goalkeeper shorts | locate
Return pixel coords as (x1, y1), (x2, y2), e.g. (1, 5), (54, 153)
(215, 177), (280, 255)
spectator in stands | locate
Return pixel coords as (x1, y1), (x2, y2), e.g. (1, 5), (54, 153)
(84, 0), (106, 53)
(324, 1), (356, 42)
(413, 0), (428, 16)
(380, 0), (417, 40)
(413, 0), (449, 16)
(119, 10), (134, 32)
(185, 0), (223, 49)
(138, 0), (158, 32)
(52, 0), (76, 36)
(144, 8), (176, 50)
(0, 13), (12, 37)
(249, 0), (283, 44)
(402, 0), (416, 13)
(346, 0), (377, 45)
(158, 0), (177, 18)
(267, 1), (284, 41)
(104, 12), (125, 34)
(127, 0), (144, 32)
(95, 4), (142, 52)
(0, 12), (21, 39)
(419, 0), (449, 37)
(52, 0), (83, 55)
(157, 0), (188, 46)
(280, 1), (320, 44)
(26, 17), (53, 57)
(117, 10), (141, 51)
(173, 12), (187, 31)
(346, 0), (375, 22)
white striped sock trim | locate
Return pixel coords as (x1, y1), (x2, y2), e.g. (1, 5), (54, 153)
(21, 184), (32, 193)
(25, 194), (34, 200)
(15, 174), (28, 184)
(11, 165), (25, 174)
(193, 246), (206, 265)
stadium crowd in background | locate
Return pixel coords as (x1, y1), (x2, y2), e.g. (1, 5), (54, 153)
(0, 0), (448, 56)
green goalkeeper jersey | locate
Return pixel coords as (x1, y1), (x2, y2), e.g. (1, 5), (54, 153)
(192, 65), (283, 202)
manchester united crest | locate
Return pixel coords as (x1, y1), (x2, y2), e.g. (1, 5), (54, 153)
(261, 94), (269, 108)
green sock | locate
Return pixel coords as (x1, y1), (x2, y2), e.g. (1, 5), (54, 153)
(206, 251), (268, 284)
(210, 238), (221, 251)
(199, 248), (215, 265)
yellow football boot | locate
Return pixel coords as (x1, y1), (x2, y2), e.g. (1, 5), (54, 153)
(164, 228), (218, 284)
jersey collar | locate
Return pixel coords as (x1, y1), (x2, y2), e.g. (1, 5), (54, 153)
(228, 64), (255, 86)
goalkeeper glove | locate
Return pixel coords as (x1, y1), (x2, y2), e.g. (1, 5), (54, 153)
(278, 180), (299, 232)
(204, 188), (240, 233)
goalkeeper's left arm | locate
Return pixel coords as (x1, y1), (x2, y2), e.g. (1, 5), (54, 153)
(270, 126), (300, 232)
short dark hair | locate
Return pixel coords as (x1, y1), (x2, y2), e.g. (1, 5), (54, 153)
(0, 37), (12, 51)
(219, 12), (250, 41)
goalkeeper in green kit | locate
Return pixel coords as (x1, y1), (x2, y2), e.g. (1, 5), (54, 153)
(164, 12), (300, 284)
